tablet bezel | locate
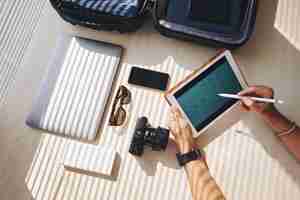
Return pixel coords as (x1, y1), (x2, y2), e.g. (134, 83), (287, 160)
(165, 50), (248, 137)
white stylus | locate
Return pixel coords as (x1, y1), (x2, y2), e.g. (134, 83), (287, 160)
(218, 93), (284, 104)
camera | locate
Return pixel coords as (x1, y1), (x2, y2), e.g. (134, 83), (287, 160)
(129, 117), (170, 156)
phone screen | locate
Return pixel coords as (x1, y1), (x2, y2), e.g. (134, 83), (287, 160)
(128, 67), (170, 91)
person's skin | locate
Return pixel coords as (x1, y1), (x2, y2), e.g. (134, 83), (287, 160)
(239, 85), (300, 161)
(169, 108), (226, 200)
(168, 85), (300, 200)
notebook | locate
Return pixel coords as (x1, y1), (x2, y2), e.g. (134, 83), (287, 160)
(26, 35), (122, 141)
(63, 140), (116, 176)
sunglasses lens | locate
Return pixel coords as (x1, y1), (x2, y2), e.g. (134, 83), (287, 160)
(118, 86), (131, 105)
(116, 87), (124, 99)
(109, 85), (131, 126)
(109, 107), (126, 126)
(115, 107), (126, 126)
(121, 91), (131, 105)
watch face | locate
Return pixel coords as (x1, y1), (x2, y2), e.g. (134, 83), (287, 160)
(195, 149), (202, 157)
(176, 153), (185, 166)
(190, 151), (198, 160)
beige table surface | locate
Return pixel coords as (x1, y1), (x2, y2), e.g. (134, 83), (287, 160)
(1, 0), (300, 199)
(275, 0), (300, 51)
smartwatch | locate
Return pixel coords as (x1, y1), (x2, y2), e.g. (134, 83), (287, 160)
(176, 149), (202, 166)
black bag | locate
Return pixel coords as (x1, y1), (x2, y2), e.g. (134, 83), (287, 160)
(49, 0), (151, 32)
(50, 0), (258, 48)
(153, 0), (258, 48)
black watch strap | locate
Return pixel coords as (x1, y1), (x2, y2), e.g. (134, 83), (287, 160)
(176, 149), (202, 166)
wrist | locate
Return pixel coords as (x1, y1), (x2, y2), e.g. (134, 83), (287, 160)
(260, 104), (278, 119)
(260, 105), (294, 134)
(176, 138), (197, 154)
(176, 147), (207, 168)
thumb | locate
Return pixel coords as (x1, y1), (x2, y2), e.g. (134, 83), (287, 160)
(241, 97), (254, 107)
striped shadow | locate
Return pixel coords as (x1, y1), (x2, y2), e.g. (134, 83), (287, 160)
(0, 0), (46, 107)
(26, 57), (300, 200)
(275, 0), (300, 51)
(63, 140), (116, 176)
(62, 0), (140, 17)
(26, 57), (193, 200)
(26, 35), (122, 141)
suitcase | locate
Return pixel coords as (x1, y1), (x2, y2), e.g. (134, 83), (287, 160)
(50, 0), (258, 48)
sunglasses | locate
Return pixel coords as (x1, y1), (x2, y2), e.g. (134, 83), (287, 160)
(109, 85), (131, 126)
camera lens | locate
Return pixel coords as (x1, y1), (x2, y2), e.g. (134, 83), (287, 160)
(158, 128), (169, 150)
(129, 132), (145, 156)
(150, 128), (169, 151)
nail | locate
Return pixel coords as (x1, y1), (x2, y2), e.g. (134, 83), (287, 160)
(243, 98), (253, 107)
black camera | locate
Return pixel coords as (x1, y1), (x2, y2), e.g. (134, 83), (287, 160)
(129, 117), (170, 156)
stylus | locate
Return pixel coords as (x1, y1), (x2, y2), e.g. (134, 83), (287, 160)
(218, 93), (284, 104)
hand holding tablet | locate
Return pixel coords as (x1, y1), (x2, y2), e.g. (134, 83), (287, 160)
(165, 50), (248, 137)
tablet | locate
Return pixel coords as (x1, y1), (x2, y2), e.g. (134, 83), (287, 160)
(165, 50), (247, 137)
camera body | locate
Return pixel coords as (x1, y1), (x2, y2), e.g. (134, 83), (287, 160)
(129, 117), (170, 156)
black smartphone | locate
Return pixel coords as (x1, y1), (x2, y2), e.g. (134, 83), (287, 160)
(128, 67), (170, 91)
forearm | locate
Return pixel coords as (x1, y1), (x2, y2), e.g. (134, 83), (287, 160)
(185, 160), (225, 200)
(261, 107), (300, 160)
(171, 108), (226, 200)
(177, 139), (225, 200)
(261, 106), (293, 132)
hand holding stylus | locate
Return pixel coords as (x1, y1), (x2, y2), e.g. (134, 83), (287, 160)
(237, 85), (300, 161)
(218, 93), (284, 104)
(237, 86), (276, 113)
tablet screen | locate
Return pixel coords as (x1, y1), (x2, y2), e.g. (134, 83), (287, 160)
(174, 57), (242, 131)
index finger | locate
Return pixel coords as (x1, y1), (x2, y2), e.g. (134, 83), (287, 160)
(238, 85), (274, 98)
(171, 106), (182, 119)
(238, 86), (257, 96)
(172, 107), (192, 131)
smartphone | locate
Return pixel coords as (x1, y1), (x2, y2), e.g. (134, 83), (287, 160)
(128, 67), (170, 91)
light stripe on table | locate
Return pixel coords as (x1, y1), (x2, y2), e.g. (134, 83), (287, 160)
(41, 37), (120, 140)
(0, 0), (46, 107)
(275, 0), (300, 51)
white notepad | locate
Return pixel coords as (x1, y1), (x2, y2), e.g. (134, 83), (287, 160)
(63, 141), (116, 176)
(26, 35), (122, 141)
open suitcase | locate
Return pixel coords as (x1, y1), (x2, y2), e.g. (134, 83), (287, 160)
(50, 0), (258, 48)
